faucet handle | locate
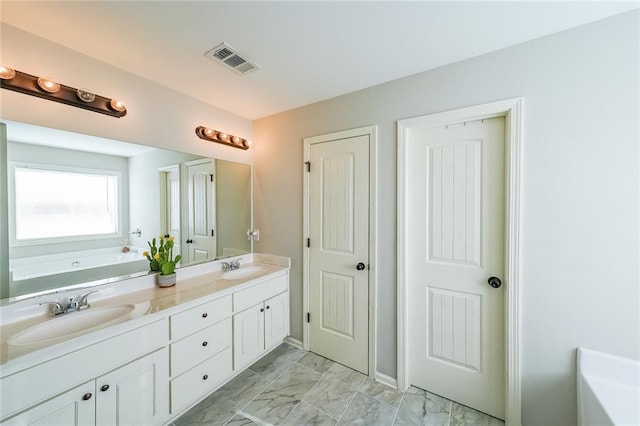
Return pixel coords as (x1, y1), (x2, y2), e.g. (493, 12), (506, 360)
(78, 290), (99, 308)
(39, 301), (64, 317)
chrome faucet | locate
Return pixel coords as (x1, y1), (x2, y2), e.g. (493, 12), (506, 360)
(40, 290), (99, 317)
(221, 259), (241, 272)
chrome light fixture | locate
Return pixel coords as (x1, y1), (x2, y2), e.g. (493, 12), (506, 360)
(0, 65), (127, 118)
(195, 126), (250, 150)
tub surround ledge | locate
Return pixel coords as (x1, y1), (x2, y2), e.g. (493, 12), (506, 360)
(577, 347), (640, 426)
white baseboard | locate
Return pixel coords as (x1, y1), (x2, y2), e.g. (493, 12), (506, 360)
(374, 371), (398, 389)
(284, 336), (303, 350)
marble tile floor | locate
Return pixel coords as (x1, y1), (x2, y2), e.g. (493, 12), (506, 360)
(173, 343), (504, 426)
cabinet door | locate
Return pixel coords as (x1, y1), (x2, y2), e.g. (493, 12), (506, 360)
(96, 348), (169, 426)
(3, 382), (95, 425)
(264, 292), (289, 349)
(233, 303), (265, 370)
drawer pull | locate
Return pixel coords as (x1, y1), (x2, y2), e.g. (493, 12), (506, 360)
(202, 312), (208, 318)
(202, 341), (208, 347)
(202, 374), (208, 380)
(100, 384), (110, 392)
(82, 393), (93, 401)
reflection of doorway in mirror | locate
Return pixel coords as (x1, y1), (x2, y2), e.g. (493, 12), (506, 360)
(160, 165), (181, 260)
(186, 159), (216, 263)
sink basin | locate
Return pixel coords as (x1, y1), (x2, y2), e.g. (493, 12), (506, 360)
(222, 265), (267, 280)
(8, 304), (135, 347)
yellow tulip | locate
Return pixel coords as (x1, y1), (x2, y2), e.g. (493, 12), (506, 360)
(143, 251), (149, 257)
(154, 253), (160, 260)
(168, 236), (175, 241)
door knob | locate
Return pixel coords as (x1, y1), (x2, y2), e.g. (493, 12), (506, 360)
(488, 277), (502, 288)
(356, 263), (366, 271)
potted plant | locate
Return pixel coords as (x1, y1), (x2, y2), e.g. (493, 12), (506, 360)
(144, 236), (182, 287)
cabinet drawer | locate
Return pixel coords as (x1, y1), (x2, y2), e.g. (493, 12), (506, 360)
(170, 347), (232, 415)
(170, 318), (231, 377)
(170, 295), (231, 340)
(233, 274), (288, 313)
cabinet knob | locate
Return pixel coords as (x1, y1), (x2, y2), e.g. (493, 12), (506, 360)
(100, 384), (110, 392)
(202, 312), (208, 318)
(260, 307), (264, 312)
(82, 393), (93, 401)
(202, 341), (208, 347)
(266, 305), (270, 310)
(202, 374), (208, 380)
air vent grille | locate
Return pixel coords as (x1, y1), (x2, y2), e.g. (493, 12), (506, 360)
(205, 43), (260, 75)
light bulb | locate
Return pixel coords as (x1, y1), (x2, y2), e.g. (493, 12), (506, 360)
(231, 136), (242, 144)
(109, 99), (126, 112)
(76, 89), (96, 103)
(204, 128), (216, 138)
(0, 66), (16, 80)
(243, 139), (252, 148)
(218, 133), (230, 142)
(37, 77), (60, 93)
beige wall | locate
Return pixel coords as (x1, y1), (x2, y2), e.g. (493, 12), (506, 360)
(0, 24), (253, 165)
(253, 11), (640, 426)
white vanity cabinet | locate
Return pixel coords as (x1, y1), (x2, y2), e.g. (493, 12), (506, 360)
(232, 273), (290, 370)
(4, 349), (167, 426)
(169, 295), (233, 414)
(1, 381), (95, 425)
(0, 320), (169, 425)
(0, 260), (291, 424)
(95, 348), (167, 425)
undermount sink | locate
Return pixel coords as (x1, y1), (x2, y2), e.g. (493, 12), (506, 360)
(8, 304), (135, 347)
(222, 265), (266, 280)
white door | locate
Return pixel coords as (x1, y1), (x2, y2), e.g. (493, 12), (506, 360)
(96, 348), (168, 426)
(233, 304), (265, 370)
(3, 382), (95, 425)
(264, 291), (290, 349)
(186, 161), (216, 263)
(161, 167), (181, 257)
(407, 117), (506, 419)
(307, 135), (369, 374)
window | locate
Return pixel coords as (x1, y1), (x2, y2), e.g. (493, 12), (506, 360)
(13, 165), (119, 242)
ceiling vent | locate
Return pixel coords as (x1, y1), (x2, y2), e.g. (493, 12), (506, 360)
(205, 42), (260, 75)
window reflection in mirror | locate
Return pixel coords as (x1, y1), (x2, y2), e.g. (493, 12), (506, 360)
(2, 121), (252, 301)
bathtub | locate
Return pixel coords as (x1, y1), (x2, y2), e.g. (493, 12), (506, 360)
(577, 347), (640, 426)
(9, 247), (149, 297)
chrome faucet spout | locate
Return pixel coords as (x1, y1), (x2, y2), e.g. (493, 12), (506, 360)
(65, 298), (80, 313)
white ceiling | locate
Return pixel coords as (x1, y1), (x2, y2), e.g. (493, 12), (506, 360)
(1, 1), (638, 120)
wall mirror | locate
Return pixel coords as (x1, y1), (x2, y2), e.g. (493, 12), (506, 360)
(1, 120), (252, 301)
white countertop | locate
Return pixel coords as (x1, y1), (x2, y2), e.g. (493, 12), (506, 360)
(0, 253), (290, 375)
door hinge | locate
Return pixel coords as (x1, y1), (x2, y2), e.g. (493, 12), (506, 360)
(210, 174), (214, 182)
(306, 312), (310, 323)
(211, 229), (215, 237)
(305, 161), (311, 172)
(306, 238), (310, 248)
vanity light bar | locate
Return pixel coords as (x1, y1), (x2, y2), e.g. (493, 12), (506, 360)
(195, 126), (251, 150)
(0, 66), (126, 118)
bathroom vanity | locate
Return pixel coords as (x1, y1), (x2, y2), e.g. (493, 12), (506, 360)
(0, 254), (290, 425)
